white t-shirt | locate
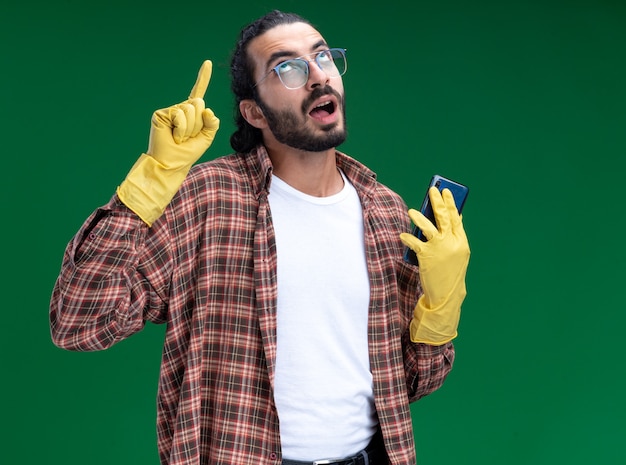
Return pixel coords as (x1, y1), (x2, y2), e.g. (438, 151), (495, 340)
(269, 171), (377, 461)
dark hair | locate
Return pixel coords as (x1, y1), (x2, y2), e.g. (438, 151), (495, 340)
(229, 10), (310, 153)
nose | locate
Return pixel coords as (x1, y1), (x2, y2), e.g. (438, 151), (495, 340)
(306, 60), (330, 89)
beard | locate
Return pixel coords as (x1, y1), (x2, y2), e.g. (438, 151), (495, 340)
(256, 86), (347, 152)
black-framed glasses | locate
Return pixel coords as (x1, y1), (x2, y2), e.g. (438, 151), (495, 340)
(254, 48), (347, 90)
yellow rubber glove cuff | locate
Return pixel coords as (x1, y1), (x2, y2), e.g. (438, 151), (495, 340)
(400, 187), (470, 345)
(117, 154), (190, 226)
(409, 289), (464, 346)
(117, 60), (220, 226)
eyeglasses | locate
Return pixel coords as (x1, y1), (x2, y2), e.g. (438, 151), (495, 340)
(254, 48), (347, 90)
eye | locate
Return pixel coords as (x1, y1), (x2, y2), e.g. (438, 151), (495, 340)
(277, 60), (297, 73)
(317, 50), (332, 64)
(278, 59), (306, 74)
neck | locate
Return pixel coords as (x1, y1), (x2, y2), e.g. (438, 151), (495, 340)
(266, 143), (343, 197)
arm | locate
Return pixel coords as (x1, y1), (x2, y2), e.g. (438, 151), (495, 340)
(49, 198), (172, 351)
(397, 251), (456, 401)
(398, 187), (469, 400)
(403, 335), (455, 402)
(50, 61), (220, 351)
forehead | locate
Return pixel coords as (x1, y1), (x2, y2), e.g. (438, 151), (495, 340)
(248, 22), (327, 71)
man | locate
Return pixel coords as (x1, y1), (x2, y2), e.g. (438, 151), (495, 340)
(50, 10), (470, 465)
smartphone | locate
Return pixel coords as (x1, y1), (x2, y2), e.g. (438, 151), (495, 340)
(403, 175), (469, 266)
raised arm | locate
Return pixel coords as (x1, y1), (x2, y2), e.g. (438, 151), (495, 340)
(50, 61), (220, 350)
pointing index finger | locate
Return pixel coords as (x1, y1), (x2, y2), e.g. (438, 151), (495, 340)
(188, 60), (213, 100)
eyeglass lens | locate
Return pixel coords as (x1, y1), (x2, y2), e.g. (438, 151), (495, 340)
(277, 49), (346, 89)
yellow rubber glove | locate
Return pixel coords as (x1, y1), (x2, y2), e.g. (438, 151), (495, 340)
(117, 60), (220, 226)
(400, 187), (470, 345)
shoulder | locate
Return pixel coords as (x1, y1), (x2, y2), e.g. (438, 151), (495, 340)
(187, 153), (249, 186)
(185, 147), (272, 196)
(163, 153), (260, 229)
(337, 151), (407, 213)
(372, 180), (407, 212)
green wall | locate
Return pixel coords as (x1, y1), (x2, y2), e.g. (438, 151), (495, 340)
(3, 0), (625, 463)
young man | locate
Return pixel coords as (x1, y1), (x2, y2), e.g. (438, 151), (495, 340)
(50, 10), (470, 465)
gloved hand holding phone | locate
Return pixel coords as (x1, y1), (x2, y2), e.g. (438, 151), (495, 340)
(400, 187), (470, 345)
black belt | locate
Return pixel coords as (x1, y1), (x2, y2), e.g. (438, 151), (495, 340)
(281, 432), (385, 465)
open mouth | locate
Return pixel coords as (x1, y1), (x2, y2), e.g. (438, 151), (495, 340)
(309, 100), (336, 120)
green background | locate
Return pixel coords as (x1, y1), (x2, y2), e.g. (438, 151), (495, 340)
(2, 0), (625, 463)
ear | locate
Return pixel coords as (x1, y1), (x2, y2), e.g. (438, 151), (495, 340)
(239, 99), (268, 129)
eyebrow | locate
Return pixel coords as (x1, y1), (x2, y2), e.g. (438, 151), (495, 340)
(264, 39), (328, 70)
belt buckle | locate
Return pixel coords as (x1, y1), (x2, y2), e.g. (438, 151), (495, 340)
(313, 459), (345, 465)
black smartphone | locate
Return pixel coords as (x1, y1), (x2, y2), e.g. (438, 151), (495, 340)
(403, 175), (469, 266)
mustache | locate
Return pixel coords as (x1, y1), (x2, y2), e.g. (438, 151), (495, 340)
(302, 85), (343, 113)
